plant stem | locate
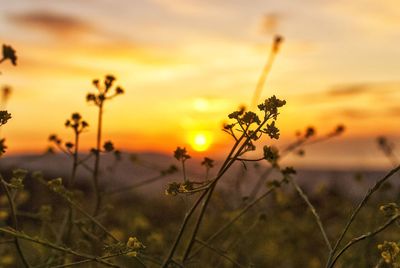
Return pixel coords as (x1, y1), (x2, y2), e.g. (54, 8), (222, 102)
(195, 239), (246, 268)
(188, 180), (280, 260)
(328, 214), (400, 268)
(289, 177), (332, 251)
(52, 250), (147, 268)
(0, 178), (30, 267)
(93, 102), (103, 215)
(69, 129), (79, 188)
(161, 189), (209, 267)
(326, 165), (400, 267)
(0, 227), (118, 267)
(182, 120), (269, 262)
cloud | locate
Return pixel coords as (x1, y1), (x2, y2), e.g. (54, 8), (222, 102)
(339, 108), (371, 119)
(7, 10), (94, 36)
(259, 13), (281, 34)
(327, 84), (372, 97)
(325, 82), (400, 98)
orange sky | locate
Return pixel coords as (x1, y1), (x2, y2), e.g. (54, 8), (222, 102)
(0, 0), (400, 168)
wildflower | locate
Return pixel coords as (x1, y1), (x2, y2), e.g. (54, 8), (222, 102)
(115, 86), (124, 95)
(0, 110), (11, 125)
(281, 166), (296, 177)
(103, 141), (115, 152)
(335, 124), (345, 134)
(65, 142), (74, 149)
(0, 138), (7, 155)
(263, 145), (279, 165)
(377, 241), (400, 264)
(379, 203), (399, 217)
(48, 134), (62, 144)
(179, 181), (194, 193)
(47, 178), (64, 192)
(305, 126), (315, 138)
(126, 236), (145, 250)
(165, 182), (180, 196)
(272, 35), (283, 53)
(1, 44), (17, 66)
(264, 121), (280, 139)
(242, 111), (261, 125)
(174, 147), (190, 161)
(201, 157), (214, 169)
(258, 95), (286, 118)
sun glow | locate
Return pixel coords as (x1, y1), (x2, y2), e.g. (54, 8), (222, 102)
(190, 132), (212, 152)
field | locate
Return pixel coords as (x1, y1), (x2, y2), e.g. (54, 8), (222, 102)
(1, 2), (400, 267)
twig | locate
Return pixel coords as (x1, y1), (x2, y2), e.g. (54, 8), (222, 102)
(289, 177), (332, 251)
(52, 250), (147, 268)
(0, 178), (30, 267)
(0, 227), (118, 267)
(329, 214), (400, 267)
(188, 180), (280, 260)
(195, 239), (246, 268)
(327, 165), (400, 267)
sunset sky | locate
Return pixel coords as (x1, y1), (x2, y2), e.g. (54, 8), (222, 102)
(0, 0), (399, 168)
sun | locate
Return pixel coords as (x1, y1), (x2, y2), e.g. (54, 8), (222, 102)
(190, 132), (212, 152)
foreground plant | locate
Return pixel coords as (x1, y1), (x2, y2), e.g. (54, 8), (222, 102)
(86, 74), (124, 214)
(162, 95), (289, 266)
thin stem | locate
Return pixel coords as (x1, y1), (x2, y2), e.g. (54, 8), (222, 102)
(328, 214), (400, 268)
(52, 250), (147, 268)
(188, 180), (280, 260)
(93, 102), (103, 215)
(69, 129), (79, 188)
(327, 165), (400, 267)
(183, 120), (269, 262)
(0, 227), (118, 267)
(182, 160), (187, 182)
(162, 131), (249, 267)
(0, 178), (30, 267)
(161, 189), (209, 267)
(289, 177), (332, 251)
(195, 239), (246, 268)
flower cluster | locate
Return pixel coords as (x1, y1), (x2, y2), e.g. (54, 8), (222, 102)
(377, 241), (400, 266)
(224, 96), (286, 144)
(0, 45), (17, 66)
(174, 147), (191, 161)
(379, 203), (399, 218)
(126, 236), (146, 257)
(0, 111), (11, 126)
(165, 181), (194, 196)
(86, 75), (124, 107)
(65, 113), (89, 134)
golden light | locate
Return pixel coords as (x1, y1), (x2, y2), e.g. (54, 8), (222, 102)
(193, 98), (209, 111)
(189, 131), (212, 152)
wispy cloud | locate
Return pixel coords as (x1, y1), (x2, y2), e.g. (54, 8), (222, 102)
(7, 10), (94, 37)
(327, 84), (372, 97)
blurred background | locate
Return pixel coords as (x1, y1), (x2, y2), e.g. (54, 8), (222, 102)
(0, 0), (399, 169)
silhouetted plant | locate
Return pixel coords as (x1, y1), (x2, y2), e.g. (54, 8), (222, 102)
(86, 74), (124, 215)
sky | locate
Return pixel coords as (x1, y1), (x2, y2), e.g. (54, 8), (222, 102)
(0, 0), (400, 168)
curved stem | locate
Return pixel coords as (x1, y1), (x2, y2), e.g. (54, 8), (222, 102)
(327, 165), (400, 267)
(161, 189), (209, 267)
(188, 180), (280, 260)
(0, 178), (30, 267)
(289, 177), (332, 251)
(329, 214), (400, 268)
(93, 102), (103, 215)
(0, 227), (118, 267)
